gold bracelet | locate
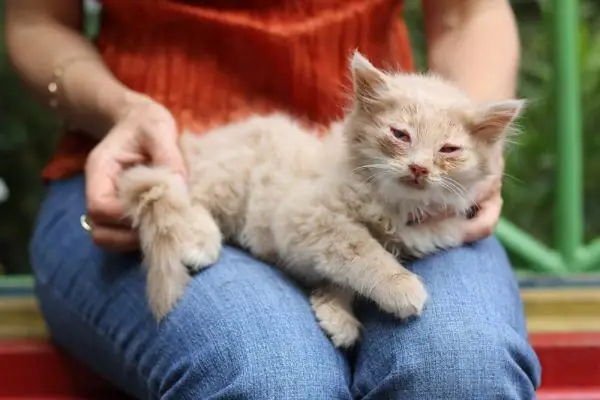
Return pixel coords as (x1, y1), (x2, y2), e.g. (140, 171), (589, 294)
(47, 56), (100, 113)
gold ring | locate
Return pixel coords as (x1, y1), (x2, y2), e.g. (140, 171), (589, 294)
(80, 214), (93, 233)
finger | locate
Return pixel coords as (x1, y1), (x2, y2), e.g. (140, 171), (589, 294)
(146, 130), (187, 177)
(85, 158), (131, 227)
(475, 176), (502, 203)
(461, 195), (503, 244)
(86, 197), (131, 227)
(90, 225), (139, 252)
(85, 213), (133, 233)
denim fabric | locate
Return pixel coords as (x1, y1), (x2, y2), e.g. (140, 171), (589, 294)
(30, 175), (541, 400)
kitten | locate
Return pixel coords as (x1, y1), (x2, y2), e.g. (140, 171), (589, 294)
(118, 51), (523, 348)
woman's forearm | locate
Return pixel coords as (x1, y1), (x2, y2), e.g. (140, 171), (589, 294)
(5, 0), (146, 139)
(422, 0), (520, 101)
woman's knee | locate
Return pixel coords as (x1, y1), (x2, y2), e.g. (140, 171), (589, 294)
(34, 232), (352, 399)
(353, 320), (540, 399)
(162, 334), (352, 400)
(352, 238), (541, 399)
(37, 254), (353, 400)
(156, 254), (352, 399)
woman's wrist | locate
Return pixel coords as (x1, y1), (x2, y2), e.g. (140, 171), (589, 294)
(81, 83), (158, 140)
(97, 86), (154, 126)
(43, 56), (143, 138)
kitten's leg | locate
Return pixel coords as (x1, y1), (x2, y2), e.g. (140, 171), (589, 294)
(315, 225), (427, 319)
(401, 219), (464, 259)
(276, 216), (427, 320)
(310, 285), (361, 348)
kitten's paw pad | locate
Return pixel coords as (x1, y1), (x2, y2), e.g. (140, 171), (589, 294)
(311, 291), (361, 348)
(379, 273), (428, 319)
(182, 234), (222, 272)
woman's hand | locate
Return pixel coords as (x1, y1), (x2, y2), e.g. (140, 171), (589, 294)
(460, 151), (504, 243)
(84, 97), (187, 252)
(460, 169), (503, 244)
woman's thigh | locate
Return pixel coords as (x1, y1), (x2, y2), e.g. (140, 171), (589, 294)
(352, 237), (542, 400)
(30, 175), (351, 400)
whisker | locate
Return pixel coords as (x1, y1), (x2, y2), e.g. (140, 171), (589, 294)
(502, 172), (523, 185)
(439, 179), (470, 206)
(443, 176), (469, 196)
(353, 164), (392, 173)
(439, 181), (460, 198)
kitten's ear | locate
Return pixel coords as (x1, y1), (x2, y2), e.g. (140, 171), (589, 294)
(471, 99), (525, 142)
(350, 50), (388, 105)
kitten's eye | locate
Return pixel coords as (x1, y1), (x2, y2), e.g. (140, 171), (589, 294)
(390, 127), (411, 143)
(439, 145), (462, 154)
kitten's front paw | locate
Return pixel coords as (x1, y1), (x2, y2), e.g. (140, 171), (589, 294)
(375, 273), (428, 319)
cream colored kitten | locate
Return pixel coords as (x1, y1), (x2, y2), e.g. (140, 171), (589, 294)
(118, 51), (523, 348)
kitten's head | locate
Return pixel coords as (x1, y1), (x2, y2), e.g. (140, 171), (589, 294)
(345, 51), (524, 208)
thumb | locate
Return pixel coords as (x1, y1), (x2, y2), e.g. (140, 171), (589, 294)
(147, 133), (187, 178)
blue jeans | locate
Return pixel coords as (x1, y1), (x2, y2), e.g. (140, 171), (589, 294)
(30, 175), (541, 399)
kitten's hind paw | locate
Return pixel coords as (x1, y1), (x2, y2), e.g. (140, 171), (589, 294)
(181, 241), (221, 272)
(182, 219), (223, 272)
(376, 273), (428, 319)
(320, 312), (361, 349)
(311, 288), (361, 348)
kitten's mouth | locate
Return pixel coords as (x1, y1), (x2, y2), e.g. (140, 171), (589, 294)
(399, 177), (427, 190)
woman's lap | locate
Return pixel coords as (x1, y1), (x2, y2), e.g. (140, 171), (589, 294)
(30, 175), (540, 399)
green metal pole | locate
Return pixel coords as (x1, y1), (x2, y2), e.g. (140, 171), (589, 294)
(495, 219), (566, 274)
(553, 0), (583, 268)
(577, 237), (600, 271)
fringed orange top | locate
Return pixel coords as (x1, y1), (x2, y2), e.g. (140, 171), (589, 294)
(42, 0), (414, 180)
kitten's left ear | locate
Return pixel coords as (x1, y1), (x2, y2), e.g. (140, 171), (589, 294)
(471, 99), (526, 142)
(350, 50), (388, 105)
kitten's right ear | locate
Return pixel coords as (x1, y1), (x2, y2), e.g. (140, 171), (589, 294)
(350, 50), (388, 106)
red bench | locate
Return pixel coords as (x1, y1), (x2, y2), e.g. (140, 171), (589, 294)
(0, 340), (129, 399)
(1, 333), (599, 399)
(533, 333), (600, 399)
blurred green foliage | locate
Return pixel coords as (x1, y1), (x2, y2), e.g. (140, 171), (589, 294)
(1, 1), (599, 274)
(0, 5), (61, 274)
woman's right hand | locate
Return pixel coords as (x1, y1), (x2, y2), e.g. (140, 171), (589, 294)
(84, 96), (187, 252)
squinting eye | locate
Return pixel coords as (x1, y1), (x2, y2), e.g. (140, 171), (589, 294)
(439, 145), (462, 154)
(390, 127), (411, 143)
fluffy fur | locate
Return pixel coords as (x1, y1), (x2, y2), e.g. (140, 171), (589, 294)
(118, 51), (523, 347)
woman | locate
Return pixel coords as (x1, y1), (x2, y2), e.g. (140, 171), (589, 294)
(6, 0), (541, 398)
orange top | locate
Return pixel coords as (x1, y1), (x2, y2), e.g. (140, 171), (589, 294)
(42, 0), (414, 180)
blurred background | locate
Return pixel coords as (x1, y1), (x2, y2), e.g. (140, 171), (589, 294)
(0, 0), (599, 275)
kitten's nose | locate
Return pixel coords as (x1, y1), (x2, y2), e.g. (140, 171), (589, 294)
(408, 164), (429, 178)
